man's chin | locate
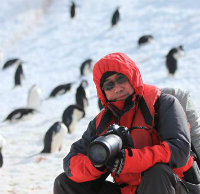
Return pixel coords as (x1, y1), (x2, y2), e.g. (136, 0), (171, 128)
(115, 95), (129, 101)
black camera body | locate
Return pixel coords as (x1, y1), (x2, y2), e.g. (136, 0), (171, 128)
(87, 124), (133, 167)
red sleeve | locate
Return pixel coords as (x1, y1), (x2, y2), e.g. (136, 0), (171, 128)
(121, 141), (171, 174)
(68, 153), (105, 182)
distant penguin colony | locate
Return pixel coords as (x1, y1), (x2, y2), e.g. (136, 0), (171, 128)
(41, 122), (67, 153)
(48, 83), (73, 98)
(80, 59), (93, 76)
(27, 85), (42, 109)
(14, 63), (24, 87)
(62, 104), (85, 134)
(75, 80), (89, 110)
(70, 1), (76, 18)
(2, 58), (22, 70)
(166, 45), (184, 76)
(138, 35), (154, 47)
(111, 7), (120, 27)
(4, 108), (36, 122)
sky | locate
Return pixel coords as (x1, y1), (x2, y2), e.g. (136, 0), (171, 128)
(0, 0), (200, 193)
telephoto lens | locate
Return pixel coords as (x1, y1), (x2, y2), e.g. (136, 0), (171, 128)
(88, 134), (122, 167)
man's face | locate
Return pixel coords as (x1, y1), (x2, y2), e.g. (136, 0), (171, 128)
(102, 73), (134, 101)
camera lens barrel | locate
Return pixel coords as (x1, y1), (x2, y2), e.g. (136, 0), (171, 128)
(88, 134), (122, 167)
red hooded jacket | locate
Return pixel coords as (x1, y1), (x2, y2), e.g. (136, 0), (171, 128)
(63, 52), (192, 194)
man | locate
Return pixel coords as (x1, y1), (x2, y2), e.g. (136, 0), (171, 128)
(54, 52), (200, 194)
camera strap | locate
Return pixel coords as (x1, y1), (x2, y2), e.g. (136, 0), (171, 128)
(138, 96), (153, 127)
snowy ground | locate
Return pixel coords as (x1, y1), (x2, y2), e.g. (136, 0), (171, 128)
(0, 0), (200, 193)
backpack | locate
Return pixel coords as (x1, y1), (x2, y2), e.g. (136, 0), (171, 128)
(139, 88), (200, 167)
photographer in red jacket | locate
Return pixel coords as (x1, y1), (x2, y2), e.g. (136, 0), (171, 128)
(54, 52), (200, 194)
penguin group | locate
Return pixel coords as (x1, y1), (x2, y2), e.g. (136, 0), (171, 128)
(0, 2), (189, 170)
(1, 58), (25, 88)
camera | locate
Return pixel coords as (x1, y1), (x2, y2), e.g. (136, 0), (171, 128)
(87, 124), (133, 167)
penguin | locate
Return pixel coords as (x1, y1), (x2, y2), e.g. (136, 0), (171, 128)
(166, 45), (184, 76)
(41, 122), (67, 153)
(3, 108), (36, 122)
(70, 1), (76, 18)
(80, 59), (93, 76)
(27, 84), (42, 109)
(138, 35), (154, 47)
(0, 148), (3, 168)
(0, 135), (6, 168)
(2, 58), (22, 70)
(75, 80), (89, 110)
(14, 63), (24, 87)
(111, 7), (120, 27)
(48, 83), (73, 98)
(62, 105), (85, 134)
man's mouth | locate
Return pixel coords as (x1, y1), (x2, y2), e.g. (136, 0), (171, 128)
(116, 94), (128, 100)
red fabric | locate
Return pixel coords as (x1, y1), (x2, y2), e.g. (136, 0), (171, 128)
(173, 156), (194, 179)
(68, 53), (192, 194)
(93, 52), (144, 108)
(69, 153), (105, 183)
(93, 53), (171, 193)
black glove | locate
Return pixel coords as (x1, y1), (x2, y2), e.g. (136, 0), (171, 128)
(106, 149), (126, 175)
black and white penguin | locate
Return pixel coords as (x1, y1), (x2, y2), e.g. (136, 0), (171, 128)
(0, 148), (3, 168)
(41, 122), (67, 153)
(75, 80), (89, 110)
(14, 63), (24, 87)
(3, 108), (36, 122)
(80, 59), (93, 76)
(62, 105), (85, 134)
(70, 1), (76, 18)
(48, 82), (73, 98)
(138, 35), (154, 47)
(0, 135), (6, 168)
(166, 45), (184, 76)
(27, 85), (42, 109)
(2, 58), (22, 70)
(111, 7), (120, 27)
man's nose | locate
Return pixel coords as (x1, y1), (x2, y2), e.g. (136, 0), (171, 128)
(114, 82), (123, 93)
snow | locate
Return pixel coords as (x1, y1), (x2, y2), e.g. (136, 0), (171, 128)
(0, 0), (200, 193)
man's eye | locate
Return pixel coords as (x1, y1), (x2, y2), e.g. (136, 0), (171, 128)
(117, 75), (127, 83)
(106, 82), (113, 87)
(103, 81), (114, 90)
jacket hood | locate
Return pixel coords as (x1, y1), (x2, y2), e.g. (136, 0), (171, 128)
(93, 52), (144, 108)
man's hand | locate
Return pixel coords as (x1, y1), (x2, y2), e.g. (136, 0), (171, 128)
(106, 149), (126, 175)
